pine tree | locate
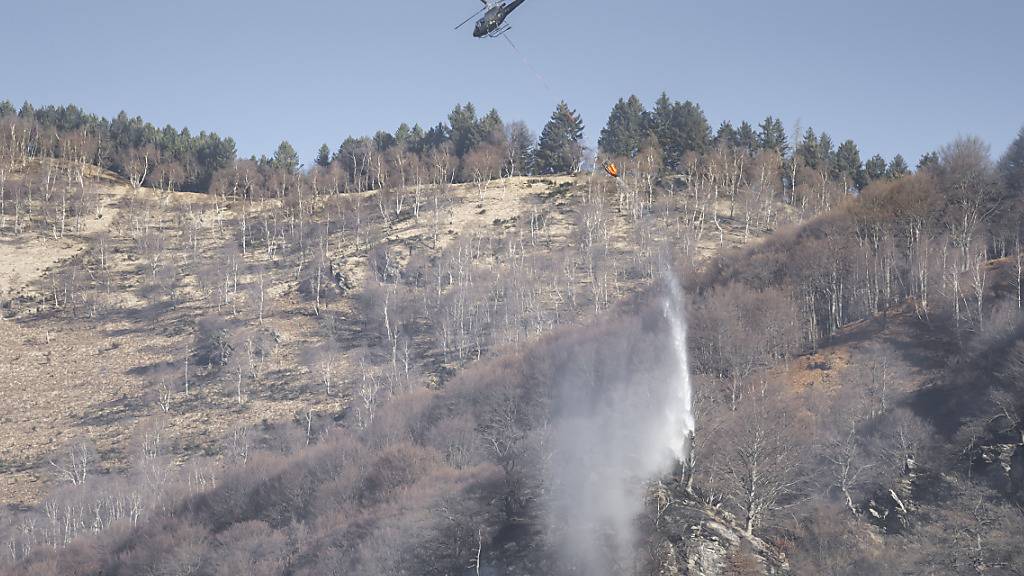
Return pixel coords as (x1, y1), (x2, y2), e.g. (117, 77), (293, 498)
(395, 123), (414, 145)
(887, 154), (910, 179)
(650, 93), (710, 170)
(758, 116), (788, 155)
(422, 123), (450, 152)
(373, 131), (396, 152)
(917, 151), (939, 172)
(999, 127), (1024, 196)
(533, 101), (585, 175)
(315, 144), (331, 168)
(272, 140), (300, 174)
(796, 128), (820, 168)
(834, 140), (866, 190)
(599, 95), (649, 159)
(479, 109), (506, 145)
(817, 132), (835, 167)
(714, 121), (739, 149)
(448, 102), (481, 158)
(736, 121), (758, 154)
(865, 154), (887, 182)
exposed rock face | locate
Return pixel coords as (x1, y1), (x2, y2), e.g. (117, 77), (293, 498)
(866, 457), (917, 533)
(649, 483), (789, 576)
(973, 442), (1024, 500)
(866, 488), (911, 533)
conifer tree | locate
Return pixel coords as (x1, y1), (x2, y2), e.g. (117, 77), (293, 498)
(650, 93), (710, 169)
(599, 95), (649, 159)
(817, 133), (835, 167)
(479, 109), (506, 145)
(887, 154), (910, 179)
(865, 154), (888, 182)
(533, 101), (585, 175)
(373, 131), (396, 152)
(917, 151), (939, 172)
(736, 121), (758, 154)
(714, 121), (739, 149)
(315, 144), (331, 168)
(758, 116), (788, 155)
(834, 140), (866, 190)
(796, 128), (820, 168)
(448, 103), (481, 158)
(272, 141), (300, 174)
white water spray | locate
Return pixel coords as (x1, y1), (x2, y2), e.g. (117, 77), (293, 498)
(663, 273), (696, 466)
(545, 271), (697, 575)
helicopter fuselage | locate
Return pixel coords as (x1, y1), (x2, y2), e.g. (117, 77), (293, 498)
(473, 0), (526, 37)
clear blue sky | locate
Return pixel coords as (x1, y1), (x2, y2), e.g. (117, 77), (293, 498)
(4, 0), (1022, 165)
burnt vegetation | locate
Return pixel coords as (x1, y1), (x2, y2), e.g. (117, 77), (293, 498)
(2, 95), (1024, 575)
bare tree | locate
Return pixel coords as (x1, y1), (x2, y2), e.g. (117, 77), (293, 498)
(49, 439), (95, 487)
(120, 145), (155, 191)
(718, 392), (805, 535)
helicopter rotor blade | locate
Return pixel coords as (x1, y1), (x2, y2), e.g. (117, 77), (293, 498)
(454, 6), (487, 30)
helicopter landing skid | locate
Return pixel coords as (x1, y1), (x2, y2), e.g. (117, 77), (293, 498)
(488, 25), (511, 38)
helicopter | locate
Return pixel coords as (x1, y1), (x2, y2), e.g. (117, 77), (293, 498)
(455, 0), (528, 38)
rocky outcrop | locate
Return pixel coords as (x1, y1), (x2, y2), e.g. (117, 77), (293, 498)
(972, 441), (1024, 500)
(649, 483), (789, 576)
(866, 457), (917, 533)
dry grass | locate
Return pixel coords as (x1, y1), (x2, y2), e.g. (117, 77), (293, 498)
(0, 169), (775, 507)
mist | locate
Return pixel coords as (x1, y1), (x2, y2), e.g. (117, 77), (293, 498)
(544, 275), (695, 575)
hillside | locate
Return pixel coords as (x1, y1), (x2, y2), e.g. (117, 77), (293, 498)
(3, 117), (1024, 575)
(0, 160), (775, 510)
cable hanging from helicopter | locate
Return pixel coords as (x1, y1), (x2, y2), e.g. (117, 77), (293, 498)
(454, 0), (549, 90)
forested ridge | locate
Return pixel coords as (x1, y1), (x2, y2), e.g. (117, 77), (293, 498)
(2, 96), (1024, 575)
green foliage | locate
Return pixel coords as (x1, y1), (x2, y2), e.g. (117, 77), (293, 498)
(7, 102), (237, 192)
(865, 154), (888, 182)
(448, 102), (482, 158)
(714, 121), (739, 149)
(599, 95), (650, 159)
(887, 154), (910, 179)
(758, 116), (788, 155)
(270, 141), (299, 174)
(817, 133), (835, 167)
(315, 144), (331, 168)
(917, 151), (939, 171)
(834, 139), (866, 190)
(736, 121), (758, 154)
(479, 108), (505, 144)
(651, 93), (710, 169)
(373, 130), (396, 152)
(796, 128), (820, 168)
(533, 101), (585, 175)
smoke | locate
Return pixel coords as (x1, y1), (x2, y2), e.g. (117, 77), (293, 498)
(544, 271), (696, 575)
